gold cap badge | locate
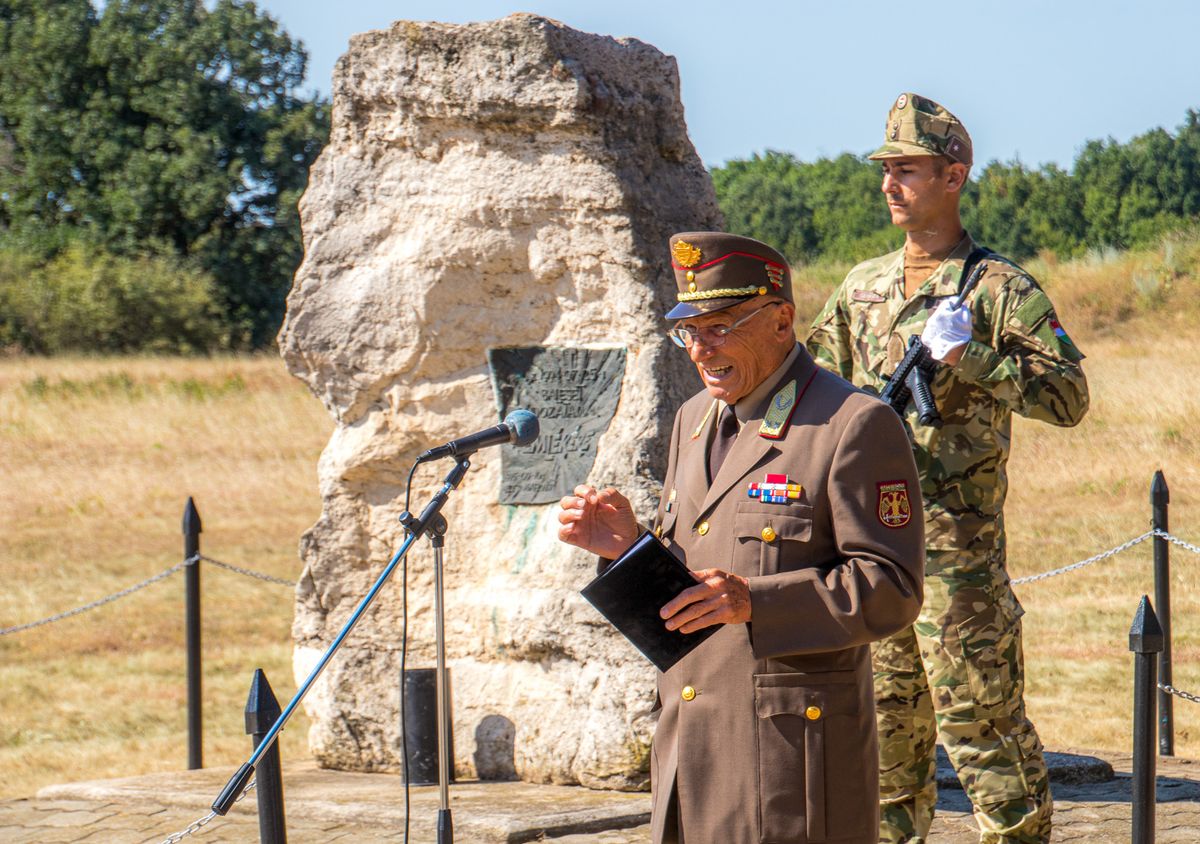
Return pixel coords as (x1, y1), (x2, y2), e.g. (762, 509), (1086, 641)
(672, 240), (702, 268)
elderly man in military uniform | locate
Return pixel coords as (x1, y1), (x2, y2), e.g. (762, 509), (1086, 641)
(559, 231), (925, 844)
(806, 94), (1090, 843)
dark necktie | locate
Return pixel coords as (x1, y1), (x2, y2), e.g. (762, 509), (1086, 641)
(708, 404), (739, 483)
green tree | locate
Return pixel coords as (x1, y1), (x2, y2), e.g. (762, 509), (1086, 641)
(0, 0), (328, 347)
(711, 150), (817, 264)
(711, 151), (897, 266)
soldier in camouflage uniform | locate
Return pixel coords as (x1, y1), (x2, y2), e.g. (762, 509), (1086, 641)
(805, 93), (1090, 843)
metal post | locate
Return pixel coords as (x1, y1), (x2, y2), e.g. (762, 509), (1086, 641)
(1130, 595), (1163, 844)
(246, 669), (287, 844)
(430, 516), (454, 844)
(1151, 470), (1173, 756)
(183, 497), (202, 770)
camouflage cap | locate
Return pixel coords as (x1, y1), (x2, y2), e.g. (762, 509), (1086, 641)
(868, 92), (973, 166)
(665, 232), (792, 320)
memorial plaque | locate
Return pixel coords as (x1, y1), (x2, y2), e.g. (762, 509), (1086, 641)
(487, 346), (626, 504)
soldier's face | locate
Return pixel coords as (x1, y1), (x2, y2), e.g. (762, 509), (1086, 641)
(880, 156), (962, 231)
(679, 298), (796, 404)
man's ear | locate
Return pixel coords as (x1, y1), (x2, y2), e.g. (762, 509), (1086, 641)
(775, 301), (796, 338)
(945, 162), (970, 194)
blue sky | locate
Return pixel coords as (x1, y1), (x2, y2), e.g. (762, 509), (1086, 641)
(256, 0), (1200, 171)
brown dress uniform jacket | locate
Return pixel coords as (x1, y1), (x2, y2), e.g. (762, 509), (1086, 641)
(648, 347), (924, 844)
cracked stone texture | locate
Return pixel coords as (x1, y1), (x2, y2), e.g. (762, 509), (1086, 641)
(276, 13), (720, 788)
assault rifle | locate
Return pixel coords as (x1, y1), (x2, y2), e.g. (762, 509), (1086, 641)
(879, 256), (990, 428)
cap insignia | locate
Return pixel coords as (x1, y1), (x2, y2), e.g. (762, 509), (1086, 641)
(672, 240), (702, 268)
(896, 94), (908, 109)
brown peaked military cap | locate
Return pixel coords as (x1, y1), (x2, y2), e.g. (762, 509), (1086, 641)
(665, 232), (792, 320)
(868, 92), (973, 166)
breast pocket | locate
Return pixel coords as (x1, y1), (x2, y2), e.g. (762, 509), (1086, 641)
(734, 501), (814, 575)
(754, 671), (872, 844)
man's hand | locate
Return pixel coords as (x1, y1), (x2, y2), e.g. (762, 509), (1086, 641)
(557, 485), (639, 560)
(921, 298), (972, 363)
(660, 568), (751, 633)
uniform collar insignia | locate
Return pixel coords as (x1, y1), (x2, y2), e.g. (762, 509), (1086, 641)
(759, 380), (797, 439)
(692, 400), (718, 439)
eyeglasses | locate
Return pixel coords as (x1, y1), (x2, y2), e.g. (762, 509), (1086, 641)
(667, 302), (781, 348)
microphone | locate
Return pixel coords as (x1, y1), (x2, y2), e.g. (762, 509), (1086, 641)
(416, 409), (540, 462)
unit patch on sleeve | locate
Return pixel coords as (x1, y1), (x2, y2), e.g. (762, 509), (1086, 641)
(877, 480), (912, 528)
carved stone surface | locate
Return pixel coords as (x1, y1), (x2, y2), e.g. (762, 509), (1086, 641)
(277, 13), (721, 790)
(489, 346), (626, 505)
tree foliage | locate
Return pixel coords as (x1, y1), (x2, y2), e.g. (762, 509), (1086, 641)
(0, 0), (328, 349)
(712, 110), (1200, 266)
(0, 242), (227, 353)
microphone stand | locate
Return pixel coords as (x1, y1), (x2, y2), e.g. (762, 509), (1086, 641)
(211, 456), (473, 833)
(398, 508), (454, 843)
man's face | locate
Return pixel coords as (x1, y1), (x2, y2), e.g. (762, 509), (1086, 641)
(676, 299), (794, 404)
(879, 155), (962, 232)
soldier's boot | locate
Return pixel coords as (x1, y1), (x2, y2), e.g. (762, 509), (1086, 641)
(873, 628), (937, 844)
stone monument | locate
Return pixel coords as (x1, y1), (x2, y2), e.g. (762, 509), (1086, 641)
(278, 13), (721, 790)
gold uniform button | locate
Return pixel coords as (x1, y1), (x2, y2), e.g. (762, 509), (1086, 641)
(697, 521), (709, 536)
(805, 705), (822, 721)
(654, 525), (663, 538)
(685, 270), (696, 282)
(761, 526), (777, 542)
(681, 686), (697, 702)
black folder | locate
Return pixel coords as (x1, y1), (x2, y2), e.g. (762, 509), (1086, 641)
(580, 531), (723, 672)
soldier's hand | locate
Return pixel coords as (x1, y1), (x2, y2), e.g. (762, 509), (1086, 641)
(922, 299), (973, 363)
(557, 485), (639, 560)
(660, 568), (751, 632)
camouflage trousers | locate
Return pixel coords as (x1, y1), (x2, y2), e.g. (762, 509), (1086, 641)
(873, 548), (1052, 844)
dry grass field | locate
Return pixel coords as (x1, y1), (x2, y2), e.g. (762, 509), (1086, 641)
(1, 237), (1199, 800)
(0, 357), (333, 799)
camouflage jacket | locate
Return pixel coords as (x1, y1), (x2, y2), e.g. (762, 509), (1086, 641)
(805, 236), (1089, 552)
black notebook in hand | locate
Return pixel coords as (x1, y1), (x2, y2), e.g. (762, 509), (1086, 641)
(580, 531), (723, 672)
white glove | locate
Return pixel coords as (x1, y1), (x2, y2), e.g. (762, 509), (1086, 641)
(921, 299), (973, 361)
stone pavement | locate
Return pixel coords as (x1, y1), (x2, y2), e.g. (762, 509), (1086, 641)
(1, 749), (1197, 843)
